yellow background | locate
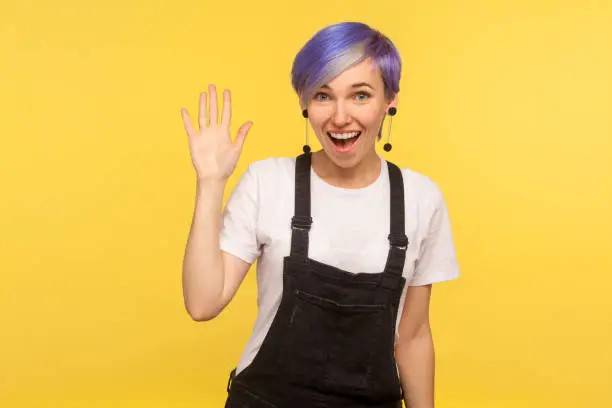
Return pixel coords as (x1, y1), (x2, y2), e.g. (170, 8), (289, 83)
(1, 0), (611, 407)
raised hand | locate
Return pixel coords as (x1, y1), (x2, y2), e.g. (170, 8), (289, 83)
(181, 84), (253, 182)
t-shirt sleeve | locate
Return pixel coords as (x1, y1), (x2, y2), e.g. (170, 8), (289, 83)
(219, 164), (261, 264)
(409, 183), (460, 286)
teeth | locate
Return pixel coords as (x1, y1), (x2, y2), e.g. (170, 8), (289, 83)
(329, 131), (360, 140)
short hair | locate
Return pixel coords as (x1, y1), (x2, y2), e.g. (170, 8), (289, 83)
(291, 22), (402, 108)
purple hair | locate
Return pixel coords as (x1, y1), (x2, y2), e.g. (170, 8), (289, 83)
(291, 22), (402, 107)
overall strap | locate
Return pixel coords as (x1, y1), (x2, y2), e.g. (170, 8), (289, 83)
(290, 152), (313, 260)
(382, 161), (409, 288)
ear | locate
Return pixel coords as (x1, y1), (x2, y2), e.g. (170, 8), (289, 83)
(386, 92), (399, 112)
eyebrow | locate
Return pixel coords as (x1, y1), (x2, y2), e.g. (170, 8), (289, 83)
(321, 82), (375, 90)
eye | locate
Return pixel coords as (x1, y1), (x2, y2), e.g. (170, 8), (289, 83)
(314, 92), (330, 101)
(355, 92), (371, 101)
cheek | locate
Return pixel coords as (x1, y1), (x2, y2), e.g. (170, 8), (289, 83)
(308, 110), (329, 128)
(356, 110), (384, 131)
(309, 118), (326, 134)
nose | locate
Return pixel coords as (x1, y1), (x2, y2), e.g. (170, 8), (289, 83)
(330, 102), (352, 127)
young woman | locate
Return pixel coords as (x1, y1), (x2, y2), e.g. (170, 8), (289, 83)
(181, 21), (460, 408)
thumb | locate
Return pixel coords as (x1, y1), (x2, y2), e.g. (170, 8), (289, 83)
(234, 121), (253, 151)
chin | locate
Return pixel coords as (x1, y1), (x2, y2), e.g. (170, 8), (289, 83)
(320, 145), (369, 169)
(327, 156), (360, 169)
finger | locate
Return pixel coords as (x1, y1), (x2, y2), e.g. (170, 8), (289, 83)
(221, 89), (231, 127)
(234, 121), (253, 151)
(209, 84), (218, 126)
(198, 92), (207, 129)
(181, 108), (196, 138)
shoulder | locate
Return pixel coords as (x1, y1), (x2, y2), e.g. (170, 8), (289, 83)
(235, 156), (297, 193)
(396, 165), (445, 208)
(246, 156), (296, 176)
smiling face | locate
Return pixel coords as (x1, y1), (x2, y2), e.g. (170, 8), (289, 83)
(304, 58), (398, 169)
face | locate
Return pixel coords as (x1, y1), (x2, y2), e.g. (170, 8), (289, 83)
(303, 58), (397, 168)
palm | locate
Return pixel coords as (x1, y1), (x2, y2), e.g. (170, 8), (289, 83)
(181, 85), (253, 181)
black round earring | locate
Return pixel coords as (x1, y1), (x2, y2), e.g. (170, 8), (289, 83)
(383, 107), (397, 152)
(302, 109), (311, 153)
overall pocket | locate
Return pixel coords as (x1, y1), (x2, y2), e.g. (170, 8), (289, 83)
(284, 288), (387, 393)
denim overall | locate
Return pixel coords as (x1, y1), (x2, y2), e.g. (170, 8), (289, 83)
(225, 152), (408, 407)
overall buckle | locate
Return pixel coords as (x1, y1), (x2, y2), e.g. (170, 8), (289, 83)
(291, 216), (312, 231)
(388, 233), (409, 250)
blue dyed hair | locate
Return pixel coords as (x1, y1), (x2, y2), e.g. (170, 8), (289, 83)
(291, 22), (402, 107)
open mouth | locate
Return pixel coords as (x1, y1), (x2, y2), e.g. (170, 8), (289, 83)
(327, 131), (362, 152)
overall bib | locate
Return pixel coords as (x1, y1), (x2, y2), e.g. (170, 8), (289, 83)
(225, 152), (409, 408)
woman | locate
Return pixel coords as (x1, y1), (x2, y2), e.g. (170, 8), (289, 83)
(181, 21), (460, 408)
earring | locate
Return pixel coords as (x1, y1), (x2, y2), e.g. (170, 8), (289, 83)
(302, 109), (311, 153)
(383, 107), (397, 152)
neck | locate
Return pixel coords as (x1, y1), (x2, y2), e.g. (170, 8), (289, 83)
(311, 149), (382, 189)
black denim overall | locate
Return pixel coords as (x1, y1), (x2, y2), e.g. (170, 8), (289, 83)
(225, 152), (408, 408)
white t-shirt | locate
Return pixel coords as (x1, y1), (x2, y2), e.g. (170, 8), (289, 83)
(219, 154), (460, 374)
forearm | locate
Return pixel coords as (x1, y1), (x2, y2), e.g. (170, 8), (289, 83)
(182, 178), (227, 320)
(395, 330), (435, 408)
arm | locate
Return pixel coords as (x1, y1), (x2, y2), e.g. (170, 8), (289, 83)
(180, 85), (255, 322)
(181, 178), (252, 321)
(395, 284), (435, 408)
(395, 181), (460, 406)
